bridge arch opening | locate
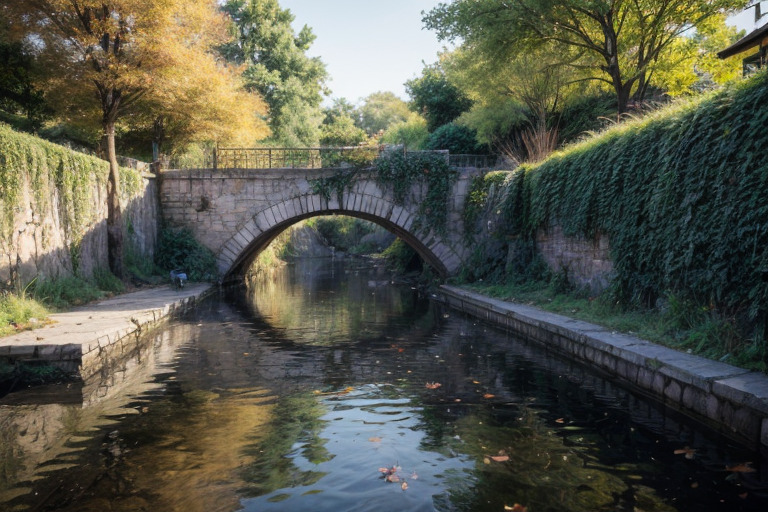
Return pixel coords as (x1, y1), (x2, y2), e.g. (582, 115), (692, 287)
(222, 211), (446, 284)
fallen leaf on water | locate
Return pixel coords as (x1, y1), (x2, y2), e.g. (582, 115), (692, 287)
(410, 471), (418, 480)
(401, 481), (408, 491)
(483, 457), (491, 464)
(369, 437), (382, 443)
(483, 393), (495, 399)
(504, 504), (528, 512)
(490, 455), (510, 462)
(555, 418), (565, 424)
(386, 474), (400, 483)
(472, 380), (480, 384)
(673, 447), (696, 459)
(425, 382), (442, 389)
(726, 462), (756, 473)
(379, 467), (390, 474)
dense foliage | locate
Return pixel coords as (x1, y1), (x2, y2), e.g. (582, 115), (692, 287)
(424, 0), (748, 114)
(374, 151), (458, 234)
(479, 73), (768, 352)
(405, 63), (472, 132)
(155, 227), (217, 282)
(423, 123), (487, 154)
(2, 123), (102, 255)
(222, 0), (327, 147)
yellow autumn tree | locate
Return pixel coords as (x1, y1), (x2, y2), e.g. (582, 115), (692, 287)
(3, 0), (268, 277)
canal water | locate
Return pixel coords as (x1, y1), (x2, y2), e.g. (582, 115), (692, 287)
(1, 259), (767, 511)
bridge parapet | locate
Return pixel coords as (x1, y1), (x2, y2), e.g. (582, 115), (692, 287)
(159, 166), (480, 282)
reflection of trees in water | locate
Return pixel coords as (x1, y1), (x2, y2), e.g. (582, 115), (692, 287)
(424, 405), (675, 512)
(245, 259), (424, 346)
(239, 393), (332, 498)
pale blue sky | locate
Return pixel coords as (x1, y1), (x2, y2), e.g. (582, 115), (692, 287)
(279, 0), (763, 106)
(280, 0), (445, 105)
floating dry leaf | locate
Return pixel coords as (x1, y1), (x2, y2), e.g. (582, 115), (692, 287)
(386, 474), (400, 483)
(490, 455), (510, 462)
(369, 437), (382, 443)
(483, 393), (495, 399)
(555, 418), (565, 424)
(504, 504), (528, 512)
(726, 462), (756, 473)
(425, 382), (442, 389)
(673, 447), (696, 459)
(401, 481), (408, 491)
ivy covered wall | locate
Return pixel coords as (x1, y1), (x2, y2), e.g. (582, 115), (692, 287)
(0, 123), (157, 287)
(476, 72), (768, 332)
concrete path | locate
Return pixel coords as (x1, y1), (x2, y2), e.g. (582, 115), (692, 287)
(0, 283), (213, 378)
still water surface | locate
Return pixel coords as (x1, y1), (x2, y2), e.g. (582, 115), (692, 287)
(1, 259), (767, 511)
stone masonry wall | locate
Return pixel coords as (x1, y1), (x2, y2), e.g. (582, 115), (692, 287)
(0, 169), (158, 287)
(536, 225), (614, 293)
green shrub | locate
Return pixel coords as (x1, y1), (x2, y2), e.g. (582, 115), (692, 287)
(423, 123), (487, 154)
(0, 293), (49, 337)
(30, 276), (104, 309)
(309, 216), (377, 253)
(155, 227), (217, 281)
(381, 238), (418, 273)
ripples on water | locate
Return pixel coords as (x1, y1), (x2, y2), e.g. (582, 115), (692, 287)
(1, 259), (767, 511)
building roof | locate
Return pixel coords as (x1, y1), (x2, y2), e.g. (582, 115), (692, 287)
(718, 22), (768, 59)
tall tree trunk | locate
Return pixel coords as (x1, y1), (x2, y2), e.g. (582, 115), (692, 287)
(104, 120), (124, 279)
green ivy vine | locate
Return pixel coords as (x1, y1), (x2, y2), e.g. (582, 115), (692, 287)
(374, 151), (458, 235)
(0, 122), (145, 276)
(483, 72), (768, 343)
(309, 151), (459, 235)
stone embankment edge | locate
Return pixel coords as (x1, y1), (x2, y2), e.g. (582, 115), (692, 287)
(439, 285), (768, 449)
(0, 284), (215, 381)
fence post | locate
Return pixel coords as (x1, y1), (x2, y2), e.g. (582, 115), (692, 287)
(213, 145), (218, 170)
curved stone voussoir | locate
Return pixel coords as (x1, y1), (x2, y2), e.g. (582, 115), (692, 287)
(160, 168), (476, 281)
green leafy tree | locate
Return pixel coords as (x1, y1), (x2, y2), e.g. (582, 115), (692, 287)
(357, 91), (411, 136)
(424, 0), (750, 114)
(424, 123), (486, 154)
(653, 14), (744, 96)
(381, 114), (429, 149)
(4, 0), (262, 277)
(320, 115), (367, 146)
(222, 0), (328, 146)
(405, 62), (472, 132)
(319, 98), (366, 146)
(0, 20), (48, 131)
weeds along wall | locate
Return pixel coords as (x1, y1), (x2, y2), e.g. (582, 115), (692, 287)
(0, 123), (158, 288)
(481, 72), (768, 329)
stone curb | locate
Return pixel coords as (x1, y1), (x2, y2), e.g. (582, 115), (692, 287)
(0, 283), (215, 380)
(439, 285), (768, 449)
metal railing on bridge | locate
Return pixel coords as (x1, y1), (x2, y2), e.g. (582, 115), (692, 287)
(213, 146), (380, 170)
(167, 146), (499, 171)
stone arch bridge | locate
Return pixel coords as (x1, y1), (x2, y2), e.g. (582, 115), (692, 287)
(159, 165), (481, 283)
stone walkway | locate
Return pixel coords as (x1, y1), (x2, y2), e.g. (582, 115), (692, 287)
(0, 283), (212, 378)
